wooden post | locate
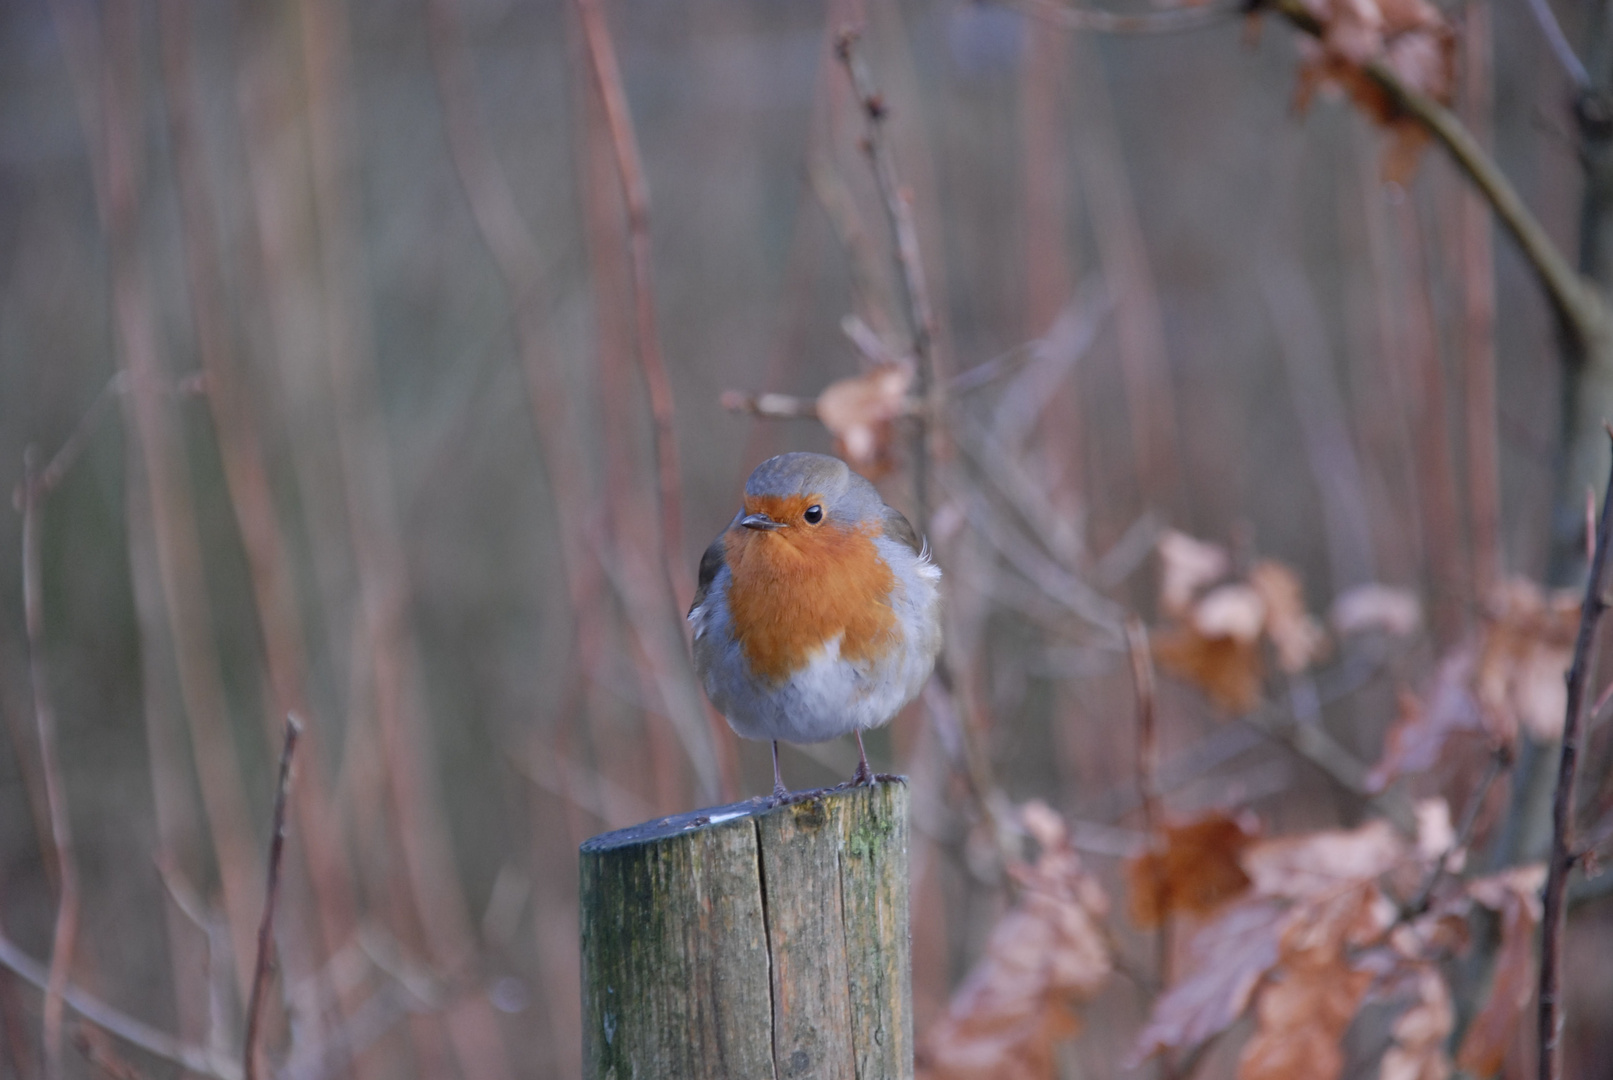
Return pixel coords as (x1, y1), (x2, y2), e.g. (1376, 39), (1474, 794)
(580, 780), (911, 1080)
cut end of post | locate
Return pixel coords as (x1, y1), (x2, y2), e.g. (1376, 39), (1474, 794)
(580, 780), (913, 1079)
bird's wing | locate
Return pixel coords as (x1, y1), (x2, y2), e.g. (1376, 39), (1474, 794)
(689, 535), (727, 618)
(880, 506), (924, 557)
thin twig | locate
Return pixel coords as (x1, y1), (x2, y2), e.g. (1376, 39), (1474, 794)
(842, 312), (910, 369)
(1266, 0), (1608, 350)
(244, 716), (302, 1080)
(834, 27), (943, 530)
(1521, 0), (1591, 92)
(155, 859), (231, 1067)
(428, 0), (671, 801)
(1405, 747), (1509, 917)
(21, 448), (79, 1080)
(719, 390), (821, 421)
(1125, 618), (1174, 1011)
(1238, 694), (1416, 831)
(1126, 618), (1163, 844)
(573, 0), (691, 607)
(156, 0), (363, 1015)
(1002, 0), (1242, 34)
(1539, 427), (1613, 1080)
(72, 1026), (150, 1080)
(0, 931), (240, 1080)
(1458, 4), (1502, 597)
(292, 0), (521, 1072)
(68, 0), (267, 990)
(31, 374), (126, 497)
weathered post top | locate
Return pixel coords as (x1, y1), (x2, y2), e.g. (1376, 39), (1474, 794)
(580, 780), (912, 1080)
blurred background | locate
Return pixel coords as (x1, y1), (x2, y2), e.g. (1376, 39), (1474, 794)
(1, 0), (1607, 1076)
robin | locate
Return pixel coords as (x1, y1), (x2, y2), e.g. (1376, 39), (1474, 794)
(689, 452), (942, 798)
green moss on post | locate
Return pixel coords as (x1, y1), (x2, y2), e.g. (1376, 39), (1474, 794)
(580, 780), (911, 1080)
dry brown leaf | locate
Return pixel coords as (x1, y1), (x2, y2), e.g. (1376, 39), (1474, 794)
(918, 802), (1112, 1080)
(1154, 626), (1265, 714)
(1413, 798), (1455, 865)
(1455, 869), (1542, 1076)
(1134, 824), (1409, 1072)
(1237, 946), (1373, 1080)
(1250, 560), (1330, 672)
(1331, 583), (1421, 638)
(1292, 881), (1396, 961)
(1242, 820), (1407, 900)
(816, 361), (913, 472)
(1475, 578), (1578, 743)
(1378, 963), (1453, 1080)
(1370, 581), (1574, 793)
(1367, 649), (1484, 792)
(1465, 864), (1546, 918)
(1291, 0), (1454, 181)
(1158, 530), (1232, 617)
(1239, 877), (1391, 1080)
(1127, 811), (1258, 928)
(1129, 897), (1288, 1065)
(1193, 583), (1268, 642)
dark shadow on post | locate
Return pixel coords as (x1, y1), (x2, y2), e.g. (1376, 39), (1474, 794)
(580, 781), (912, 1079)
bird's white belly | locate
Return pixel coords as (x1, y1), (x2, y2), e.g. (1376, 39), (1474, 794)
(715, 634), (918, 744)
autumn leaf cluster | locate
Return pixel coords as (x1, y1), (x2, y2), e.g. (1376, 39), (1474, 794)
(914, 528), (1572, 1079)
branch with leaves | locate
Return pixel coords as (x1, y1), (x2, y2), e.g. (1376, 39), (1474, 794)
(1539, 430), (1613, 1080)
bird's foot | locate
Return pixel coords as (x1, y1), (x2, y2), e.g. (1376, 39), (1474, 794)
(835, 770), (905, 790)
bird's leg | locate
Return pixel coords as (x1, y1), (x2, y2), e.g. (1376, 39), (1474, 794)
(851, 730), (874, 786)
(771, 740), (788, 800)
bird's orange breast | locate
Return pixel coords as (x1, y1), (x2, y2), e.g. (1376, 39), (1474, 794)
(723, 494), (899, 685)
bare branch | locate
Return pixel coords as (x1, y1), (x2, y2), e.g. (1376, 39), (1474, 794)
(1539, 428), (1613, 1080)
(719, 390), (821, 421)
(21, 447), (79, 1080)
(1405, 747), (1510, 918)
(244, 716), (302, 1080)
(1522, 0), (1591, 92)
(574, 0), (692, 606)
(1002, 0), (1243, 34)
(30, 374), (126, 498)
(1264, 0), (1608, 350)
(834, 27), (943, 529)
(1125, 618), (1174, 1006)
(0, 931), (240, 1080)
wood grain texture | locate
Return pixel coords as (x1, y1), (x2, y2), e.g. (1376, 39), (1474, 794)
(580, 780), (911, 1080)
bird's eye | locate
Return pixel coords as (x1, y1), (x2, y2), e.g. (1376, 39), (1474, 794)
(803, 504), (824, 525)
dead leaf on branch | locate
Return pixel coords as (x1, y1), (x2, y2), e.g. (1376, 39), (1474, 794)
(1157, 529), (1232, 617)
(1130, 897), (1288, 1065)
(1242, 819), (1407, 901)
(1474, 577), (1577, 744)
(1154, 626), (1266, 713)
(918, 801), (1112, 1080)
(1193, 583), (1268, 643)
(1133, 822), (1534, 1080)
(1377, 963), (1454, 1080)
(1290, 0), (1455, 181)
(1238, 945), (1373, 1080)
(1456, 865), (1546, 1077)
(1370, 577), (1575, 791)
(1152, 536), (1332, 710)
(1127, 811), (1259, 929)
(1235, 874), (1394, 1080)
(1331, 583), (1421, 638)
(1131, 822), (1410, 1071)
(1250, 560), (1330, 673)
(1367, 649), (1484, 792)
(816, 360), (913, 474)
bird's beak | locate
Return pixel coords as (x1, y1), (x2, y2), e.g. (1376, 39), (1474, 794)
(740, 512), (786, 531)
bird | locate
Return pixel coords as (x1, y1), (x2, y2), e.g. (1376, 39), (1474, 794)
(688, 452), (942, 799)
